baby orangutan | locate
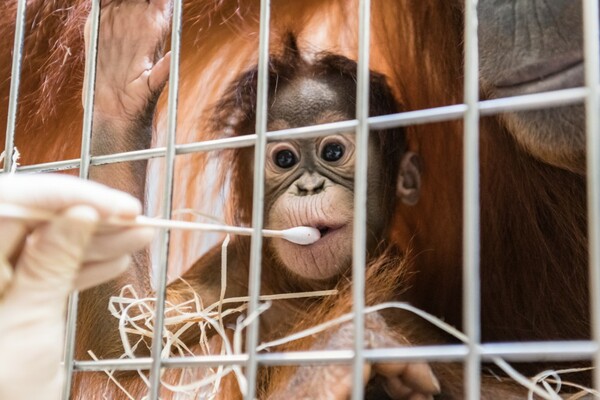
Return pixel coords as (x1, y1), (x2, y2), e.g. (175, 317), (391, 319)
(75, 1), (435, 398)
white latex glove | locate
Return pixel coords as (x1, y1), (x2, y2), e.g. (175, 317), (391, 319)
(0, 173), (154, 400)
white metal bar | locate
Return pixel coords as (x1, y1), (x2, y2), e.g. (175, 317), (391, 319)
(244, 0), (271, 398)
(147, 0), (184, 398)
(463, 0), (481, 399)
(583, 0), (600, 393)
(61, 1), (102, 398)
(350, 0), (371, 399)
(478, 87), (588, 115)
(3, 0), (26, 173)
(16, 87), (592, 174)
(72, 341), (600, 371)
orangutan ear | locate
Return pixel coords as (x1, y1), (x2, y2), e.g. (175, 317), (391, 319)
(397, 152), (422, 206)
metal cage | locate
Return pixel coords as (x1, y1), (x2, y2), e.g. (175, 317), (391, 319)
(3, 1), (600, 399)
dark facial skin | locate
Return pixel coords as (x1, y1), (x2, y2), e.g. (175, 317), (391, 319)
(477, 0), (585, 172)
(264, 77), (386, 281)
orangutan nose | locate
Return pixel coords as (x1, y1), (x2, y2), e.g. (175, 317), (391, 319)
(295, 174), (326, 195)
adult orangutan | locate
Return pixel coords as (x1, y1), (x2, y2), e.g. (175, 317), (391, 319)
(0, 0), (589, 398)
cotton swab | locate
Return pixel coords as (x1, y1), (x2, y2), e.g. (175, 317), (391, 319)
(0, 203), (321, 246)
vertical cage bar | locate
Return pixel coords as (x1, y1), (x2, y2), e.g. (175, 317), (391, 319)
(462, 0), (481, 399)
(244, 0), (271, 398)
(3, 0), (27, 172)
(62, 1), (102, 398)
(147, 0), (184, 398)
(350, 0), (371, 399)
(583, 0), (600, 392)
(78, 1), (101, 181)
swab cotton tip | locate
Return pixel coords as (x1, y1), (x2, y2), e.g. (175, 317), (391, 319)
(279, 226), (321, 245)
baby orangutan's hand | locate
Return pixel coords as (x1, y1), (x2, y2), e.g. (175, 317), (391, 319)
(268, 313), (440, 400)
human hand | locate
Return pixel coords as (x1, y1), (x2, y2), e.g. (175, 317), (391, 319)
(0, 173), (153, 400)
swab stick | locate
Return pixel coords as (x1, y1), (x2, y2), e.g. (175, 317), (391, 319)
(0, 203), (321, 246)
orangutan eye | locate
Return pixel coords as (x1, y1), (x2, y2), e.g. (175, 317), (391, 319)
(274, 149), (298, 169)
(321, 142), (345, 162)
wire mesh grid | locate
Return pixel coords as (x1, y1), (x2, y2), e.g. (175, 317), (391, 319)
(2, 0), (600, 399)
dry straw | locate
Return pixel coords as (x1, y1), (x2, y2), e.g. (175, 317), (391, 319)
(99, 250), (596, 400)
(99, 236), (338, 398)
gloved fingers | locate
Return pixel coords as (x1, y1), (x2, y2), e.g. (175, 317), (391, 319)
(0, 218), (34, 296)
(11, 205), (99, 297)
(0, 218), (28, 262)
(0, 255), (12, 296)
(74, 255), (131, 291)
(0, 208), (98, 400)
(0, 174), (141, 219)
(83, 226), (154, 263)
